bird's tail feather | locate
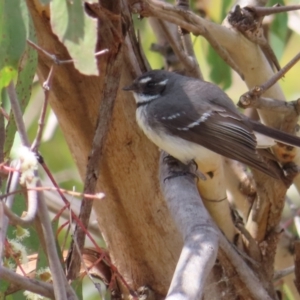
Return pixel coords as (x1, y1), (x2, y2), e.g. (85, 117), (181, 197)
(250, 121), (300, 148)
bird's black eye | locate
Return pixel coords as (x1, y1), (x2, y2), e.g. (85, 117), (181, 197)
(146, 81), (155, 88)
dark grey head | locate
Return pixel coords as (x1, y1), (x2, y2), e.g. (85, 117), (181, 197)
(123, 70), (176, 105)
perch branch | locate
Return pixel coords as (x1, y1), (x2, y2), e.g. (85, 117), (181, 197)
(159, 152), (218, 300)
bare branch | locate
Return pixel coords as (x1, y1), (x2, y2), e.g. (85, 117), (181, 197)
(0, 202), (6, 262)
(0, 266), (54, 298)
(27, 40), (73, 65)
(68, 207), (102, 295)
(273, 265), (295, 281)
(7, 82), (30, 147)
(159, 153), (218, 300)
(294, 241), (300, 294)
(239, 96), (300, 114)
(241, 52), (300, 99)
(248, 4), (300, 17)
(3, 193), (37, 226)
(67, 6), (123, 278)
(175, 0), (202, 78)
(131, 0), (244, 78)
(36, 178), (72, 300)
(219, 235), (273, 300)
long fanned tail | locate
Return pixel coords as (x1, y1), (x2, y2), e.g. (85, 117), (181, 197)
(250, 121), (300, 147)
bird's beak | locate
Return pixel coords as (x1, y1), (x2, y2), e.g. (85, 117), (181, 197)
(123, 82), (136, 91)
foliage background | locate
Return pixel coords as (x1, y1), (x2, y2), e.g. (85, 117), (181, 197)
(2, 0), (300, 299)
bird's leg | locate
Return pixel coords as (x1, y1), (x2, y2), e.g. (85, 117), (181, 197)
(163, 155), (206, 181)
(188, 159), (207, 181)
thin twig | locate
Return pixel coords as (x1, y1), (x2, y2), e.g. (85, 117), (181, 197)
(67, 48), (123, 279)
(27, 40), (73, 65)
(176, 0), (202, 78)
(7, 81), (30, 147)
(248, 4), (300, 17)
(42, 160), (134, 295)
(132, 0), (244, 78)
(35, 179), (70, 300)
(6, 82), (71, 298)
(239, 96), (300, 114)
(157, 19), (195, 73)
(0, 202), (6, 263)
(242, 52), (300, 98)
(3, 160), (38, 227)
(5, 240), (27, 276)
(294, 241), (300, 294)
(68, 203), (102, 295)
(27, 40), (108, 66)
(0, 182), (105, 201)
(219, 234), (273, 300)
(94, 49), (109, 57)
(0, 107), (10, 121)
(3, 194), (37, 226)
(273, 265), (295, 281)
(0, 266), (55, 298)
(31, 66), (54, 152)
(1, 161), (21, 262)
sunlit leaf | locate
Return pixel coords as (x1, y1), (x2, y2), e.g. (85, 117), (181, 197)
(72, 278), (83, 300)
(0, 0), (28, 92)
(207, 44), (231, 90)
(4, 6), (37, 158)
(220, 0), (232, 21)
(268, 0), (289, 59)
(0, 281), (9, 294)
(50, 0), (98, 75)
(39, 0), (51, 5)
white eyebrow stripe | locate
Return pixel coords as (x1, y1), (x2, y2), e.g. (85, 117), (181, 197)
(139, 77), (152, 84)
(158, 79), (168, 85)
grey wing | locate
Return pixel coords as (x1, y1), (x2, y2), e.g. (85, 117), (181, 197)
(158, 108), (277, 177)
(184, 79), (240, 115)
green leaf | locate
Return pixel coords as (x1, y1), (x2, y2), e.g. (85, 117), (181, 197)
(220, 0), (232, 21)
(36, 216), (65, 273)
(39, 0), (51, 5)
(3, 9), (37, 158)
(50, 0), (98, 75)
(0, 280), (10, 294)
(0, 0), (27, 89)
(0, 1), (37, 157)
(268, 0), (289, 60)
(72, 278), (83, 300)
(207, 44), (231, 90)
(36, 245), (49, 274)
(6, 192), (40, 255)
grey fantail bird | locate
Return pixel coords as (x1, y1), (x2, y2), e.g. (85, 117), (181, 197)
(123, 70), (300, 178)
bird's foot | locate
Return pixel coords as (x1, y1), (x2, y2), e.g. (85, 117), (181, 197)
(163, 156), (206, 181)
(188, 159), (206, 181)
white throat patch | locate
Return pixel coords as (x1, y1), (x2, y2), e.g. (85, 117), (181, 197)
(133, 93), (159, 105)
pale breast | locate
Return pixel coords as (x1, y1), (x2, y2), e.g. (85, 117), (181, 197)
(136, 107), (221, 173)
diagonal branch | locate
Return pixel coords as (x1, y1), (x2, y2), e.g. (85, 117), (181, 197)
(67, 24), (124, 280)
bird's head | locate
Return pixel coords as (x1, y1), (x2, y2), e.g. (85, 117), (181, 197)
(123, 70), (170, 106)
